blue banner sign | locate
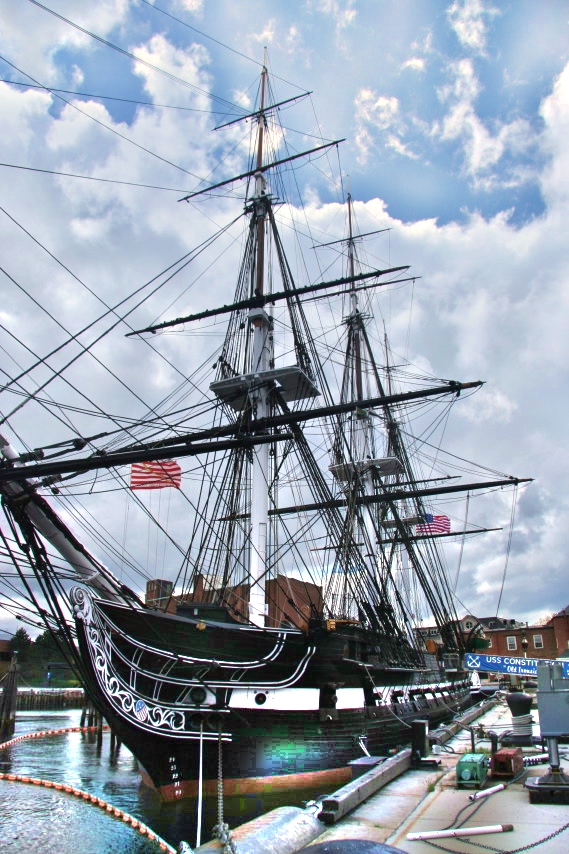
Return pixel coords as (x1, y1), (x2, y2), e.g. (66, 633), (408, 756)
(464, 653), (569, 679)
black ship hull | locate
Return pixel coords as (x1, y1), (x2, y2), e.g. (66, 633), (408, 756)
(72, 588), (471, 802)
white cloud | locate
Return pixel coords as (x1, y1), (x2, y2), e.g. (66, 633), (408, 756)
(178, 0), (204, 13)
(285, 25), (302, 55)
(250, 19), (277, 45)
(434, 59), (537, 187)
(438, 57), (481, 104)
(132, 34), (211, 108)
(354, 89), (417, 162)
(460, 387), (517, 425)
(313, 0), (357, 32)
(70, 64), (84, 88)
(46, 99), (118, 152)
(446, 0), (499, 56)
(540, 63), (569, 206)
(0, 1), (131, 84)
(401, 58), (426, 73)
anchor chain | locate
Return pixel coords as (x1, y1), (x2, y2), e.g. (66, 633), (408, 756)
(212, 724), (237, 854)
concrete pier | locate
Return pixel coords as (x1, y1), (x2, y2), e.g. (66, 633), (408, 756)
(195, 696), (569, 854)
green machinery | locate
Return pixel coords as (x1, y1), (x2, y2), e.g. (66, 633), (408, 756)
(456, 753), (489, 788)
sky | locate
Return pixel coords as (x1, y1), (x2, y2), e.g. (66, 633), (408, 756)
(1, 0), (569, 637)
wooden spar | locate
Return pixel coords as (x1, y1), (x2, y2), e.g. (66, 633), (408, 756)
(216, 480), (531, 521)
(0, 382), (483, 482)
(177, 138), (345, 202)
(126, 266), (410, 335)
(0, 432), (294, 483)
(312, 227), (390, 249)
(267, 477), (532, 516)
(308, 527), (504, 549)
(213, 91), (312, 130)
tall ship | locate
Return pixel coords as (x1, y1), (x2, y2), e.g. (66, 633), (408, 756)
(0, 63), (529, 804)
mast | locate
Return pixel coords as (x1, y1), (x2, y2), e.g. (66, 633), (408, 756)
(325, 190), (458, 646)
(328, 190), (392, 618)
(346, 191), (381, 587)
(248, 62), (271, 627)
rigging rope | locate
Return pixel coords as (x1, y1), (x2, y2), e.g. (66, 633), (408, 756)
(494, 484), (519, 620)
(454, 491), (470, 592)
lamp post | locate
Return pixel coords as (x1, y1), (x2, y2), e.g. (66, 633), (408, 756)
(521, 633), (528, 659)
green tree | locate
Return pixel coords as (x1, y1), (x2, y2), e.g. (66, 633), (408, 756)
(30, 629), (72, 685)
(9, 627), (32, 662)
(32, 629), (61, 657)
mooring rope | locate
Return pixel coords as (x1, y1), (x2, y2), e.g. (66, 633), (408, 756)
(0, 772), (176, 853)
(196, 720), (204, 847)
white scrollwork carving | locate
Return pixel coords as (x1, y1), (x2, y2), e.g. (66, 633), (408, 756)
(79, 600), (188, 735)
(70, 586), (93, 624)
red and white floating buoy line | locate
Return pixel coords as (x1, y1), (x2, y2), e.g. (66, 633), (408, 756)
(0, 726), (177, 853)
(0, 724), (109, 751)
(0, 771), (177, 853)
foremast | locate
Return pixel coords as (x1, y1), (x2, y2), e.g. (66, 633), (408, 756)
(248, 64), (271, 627)
(208, 63), (321, 628)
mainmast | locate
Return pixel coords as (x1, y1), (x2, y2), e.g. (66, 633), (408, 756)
(248, 63), (271, 627)
(347, 192), (364, 402)
(346, 191), (373, 463)
(329, 192), (399, 616)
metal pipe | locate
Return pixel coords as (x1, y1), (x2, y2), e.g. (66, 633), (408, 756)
(469, 783), (506, 800)
(407, 824), (514, 841)
(547, 736), (561, 770)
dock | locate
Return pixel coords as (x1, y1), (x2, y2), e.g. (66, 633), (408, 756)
(317, 698), (569, 853)
(16, 688), (85, 710)
(195, 693), (569, 853)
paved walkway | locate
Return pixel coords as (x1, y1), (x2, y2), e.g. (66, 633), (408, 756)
(305, 698), (569, 853)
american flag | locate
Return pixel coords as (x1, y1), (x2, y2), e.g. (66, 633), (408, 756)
(130, 460), (182, 490)
(134, 699), (149, 722)
(416, 513), (451, 535)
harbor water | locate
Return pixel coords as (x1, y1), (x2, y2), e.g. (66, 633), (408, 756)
(0, 708), (198, 852)
(0, 708), (313, 852)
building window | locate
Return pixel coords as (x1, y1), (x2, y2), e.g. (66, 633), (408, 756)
(465, 620), (474, 630)
(533, 634), (543, 649)
(506, 636), (517, 651)
(486, 637), (492, 648)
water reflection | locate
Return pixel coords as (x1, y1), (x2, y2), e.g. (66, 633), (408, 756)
(0, 709), (319, 852)
(0, 710), (187, 852)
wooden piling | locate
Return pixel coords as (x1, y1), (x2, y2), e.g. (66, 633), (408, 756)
(0, 658), (18, 739)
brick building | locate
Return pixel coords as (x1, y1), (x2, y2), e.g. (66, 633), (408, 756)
(416, 607), (569, 662)
(478, 607), (569, 660)
(146, 573), (323, 631)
